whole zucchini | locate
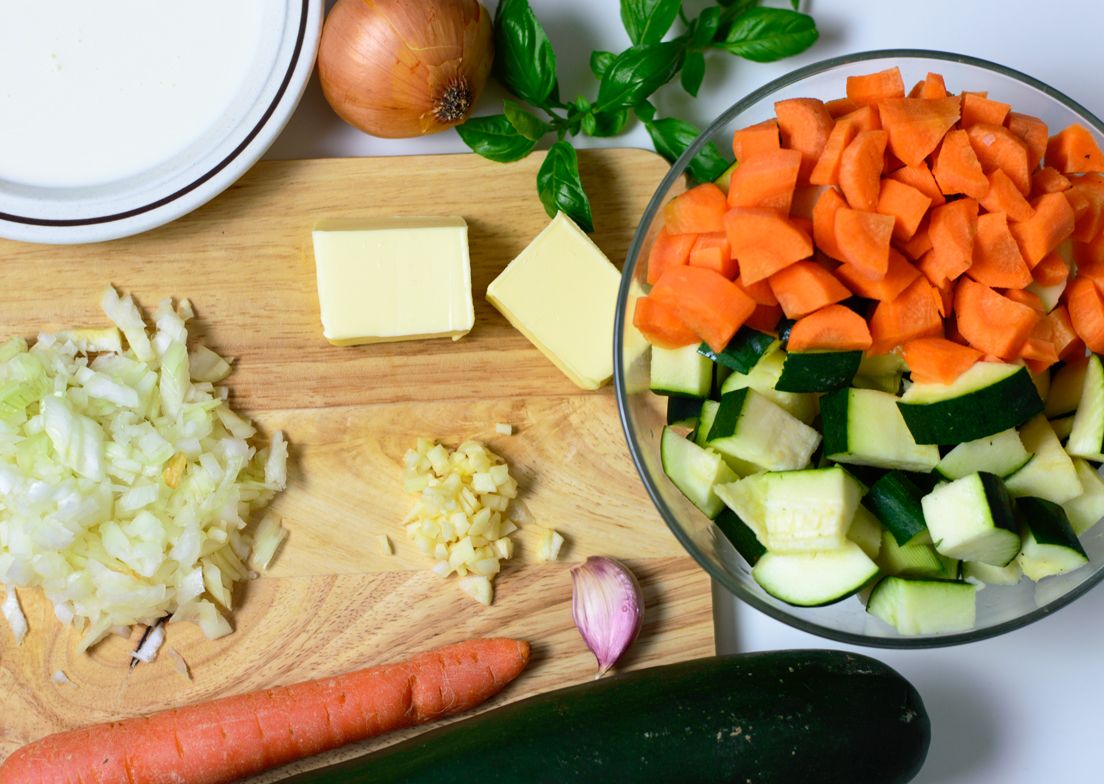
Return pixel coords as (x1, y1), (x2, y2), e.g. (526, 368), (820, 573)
(283, 649), (930, 783)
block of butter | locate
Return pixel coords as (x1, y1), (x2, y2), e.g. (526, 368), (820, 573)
(487, 212), (621, 390)
(311, 217), (474, 345)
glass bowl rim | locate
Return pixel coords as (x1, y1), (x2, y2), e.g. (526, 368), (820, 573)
(613, 48), (1104, 649)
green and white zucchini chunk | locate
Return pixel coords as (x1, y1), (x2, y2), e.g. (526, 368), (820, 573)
(821, 388), (940, 472)
(650, 344), (712, 398)
(921, 472), (1021, 566)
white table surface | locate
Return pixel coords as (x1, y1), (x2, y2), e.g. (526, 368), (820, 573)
(268, 2), (1104, 782)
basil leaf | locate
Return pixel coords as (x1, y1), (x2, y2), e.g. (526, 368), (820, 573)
(590, 50), (617, 79)
(634, 100), (657, 123)
(589, 108), (631, 138)
(494, 0), (559, 106)
(597, 41), (685, 112)
(644, 117), (731, 183)
(720, 8), (818, 63)
(537, 141), (594, 232)
(791, 0), (800, 8)
(456, 115), (537, 163)
(620, 0), (682, 46)
(690, 7), (722, 48)
(680, 51), (706, 97)
(503, 99), (550, 142)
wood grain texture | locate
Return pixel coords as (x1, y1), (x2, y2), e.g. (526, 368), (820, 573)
(0, 150), (715, 779)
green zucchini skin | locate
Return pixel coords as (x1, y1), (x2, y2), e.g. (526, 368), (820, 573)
(776, 350), (863, 393)
(284, 650), (930, 784)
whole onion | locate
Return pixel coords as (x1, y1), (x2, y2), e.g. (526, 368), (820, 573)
(318, 0), (494, 138)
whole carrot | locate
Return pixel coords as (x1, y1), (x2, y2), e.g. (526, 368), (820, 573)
(0, 637), (530, 784)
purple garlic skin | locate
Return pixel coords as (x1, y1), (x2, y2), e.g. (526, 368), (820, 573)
(570, 556), (645, 677)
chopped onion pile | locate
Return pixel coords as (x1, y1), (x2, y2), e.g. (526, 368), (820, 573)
(402, 439), (520, 606)
(0, 287), (287, 651)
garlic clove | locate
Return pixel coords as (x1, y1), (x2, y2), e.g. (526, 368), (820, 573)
(570, 556), (645, 678)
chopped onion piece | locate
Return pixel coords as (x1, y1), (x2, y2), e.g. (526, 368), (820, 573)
(248, 515), (287, 571)
(51, 670), (73, 686)
(3, 587), (27, 645)
(494, 422), (513, 435)
(131, 622), (166, 664)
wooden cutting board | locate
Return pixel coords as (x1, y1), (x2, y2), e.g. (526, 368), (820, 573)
(0, 149), (714, 780)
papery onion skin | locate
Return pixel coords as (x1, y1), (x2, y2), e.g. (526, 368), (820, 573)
(319, 0), (494, 138)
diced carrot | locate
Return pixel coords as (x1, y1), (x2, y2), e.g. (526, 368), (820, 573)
(928, 197), (979, 280)
(1031, 304), (1079, 357)
(965, 123), (1031, 195)
(746, 303), (784, 333)
(1067, 276), (1104, 353)
(809, 118), (858, 186)
(1018, 336), (1060, 374)
(969, 212), (1033, 288)
(835, 208), (894, 278)
(787, 304), (873, 351)
(902, 337), (983, 384)
(826, 97), (861, 118)
(955, 278), (1040, 357)
(878, 96), (961, 167)
(688, 232), (737, 278)
(632, 296), (699, 348)
(890, 162), (946, 207)
(1001, 287), (1045, 313)
(791, 185), (830, 220)
(960, 93), (1011, 127)
(1031, 166), (1072, 197)
(767, 260), (852, 319)
(839, 104), (882, 133)
(933, 129), (989, 199)
(1006, 112), (1049, 171)
(1046, 124), (1104, 174)
(877, 178), (932, 241)
(980, 169), (1035, 222)
(646, 228), (696, 285)
(1009, 192), (1076, 266)
(835, 248), (920, 301)
(869, 277), (944, 354)
(1066, 187), (1092, 228)
(812, 187), (847, 261)
(792, 216), (814, 238)
(724, 207), (814, 284)
(839, 130), (888, 210)
(846, 66), (905, 105)
(1032, 249), (1070, 286)
(738, 273), (779, 306)
(917, 248), (954, 288)
(1075, 234), (1104, 268)
(1069, 174), (1104, 242)
(732, 119), (781, 161)
(899, 220), (933, 260)
(663, 183), (727, 234)
(727, 148), (803, 212)
(913, 72), (949, 100)
(775, 98), (835, 183)
(650, 265), (757, 352)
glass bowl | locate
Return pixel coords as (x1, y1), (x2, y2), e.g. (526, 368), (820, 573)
(614, 49), (1104, 648)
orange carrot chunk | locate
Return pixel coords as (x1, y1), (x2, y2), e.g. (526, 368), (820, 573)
(651, 265), (757, 352)
(890, 162), (946, 207)
(825, 97), (861, 118)
(839, 129), (888, 210)
(902, 337), (983, 384)
(899, 220), (933, 261)
(869, 277), (945, 354)
(955, 278), (1040, 358)
(835, 207), (895, 278)
(877, 96), (961, 167)
(809, 118), (858, 186)
(732, 118), (781, 161)
(1031, 304), (1080, 358)
(839, 104), (882, 133)
(876, 178), (932, 241)
(767, 260), (852, 319)
(1001, 287), (1045, 313)
(726, 148), (803, 212)
(791, 184), (830, 221)
(688, 232), (737, 279)
(969, 213), (1033, 289)
(633, 296), (700, 348)
(787, 304), (873, 351)
(1067, 277), (1104, 353)
(835, 248), (920, 301)
(775, 97), (835, 183)
(1009, 192), (1076, 266)
(960, 93), (1011, 128)
(846, 66), (906, 104)
(1006, 112), (1049, 171)
(965, 123), (1031, 195)
(1069, 175), (1104, 242)
(1031, 166), (1072, 197)
(1032, 249), (1070, 287)
(913, 72), (949, 100)
(663, 183), (728, 234)
(812, 187), (848, 261)
(928, 197), (979, 280)
(725, 207), (814, 284)
(0, 639), (530, 784)
(646, 228), (697, 285)
(1046, 124), (1104, 174)
(746, 303), (784, 333)
(1019, 336), (1060, 374)
(738, 273), (780, 306)
(933, 129), (990, 199)
(1075, 234), (1104, 268)
(980, 169), (1036, 223)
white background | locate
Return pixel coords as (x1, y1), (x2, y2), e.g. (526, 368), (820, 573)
(269, 2), (1104, 781)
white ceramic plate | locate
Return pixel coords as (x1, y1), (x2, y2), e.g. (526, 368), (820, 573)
(0, 0), (322, 245)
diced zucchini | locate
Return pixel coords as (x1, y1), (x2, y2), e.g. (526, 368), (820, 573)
(706, 389), (821, 474)
(897, 362), (1044, 445)
(775, 350), (863, 393)
(1016, 496), (1089, 581)
(1031, 366), (1050, 403)
(962, 559), (1023, 587)
(1067, 355), (1104, 461)
(650, 344), (713, 398)
(1046, 359), (1086, 418)
(692, 400), (720, 447)
(720, 348), (818, 424)
(752, 541), (879, 607)
(867, 576), (977, 635)
(712, 159), (739, 191)
(1063, 458), (1104, 535)
(876, 529), (950, 578)
(921, 472), (1021, 566)
(714, 475), (767, 543)
(1027, 278), (1067, 313)
(934, 428), (1032, 480)
(697, 328), (778, 374)
(666, 396), (703, 428)
(713, 508), (766, 566)
(1050, 415), (1075, 441)
(1005, 415), (1083, 504)
(821, 388), (940, 472)
(660, 427), (737, 519)
(712, 363), (733, 398)
(852, 352), (907, 395)
(847, 505), (883, 561)
(865, 471), (931, 546)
